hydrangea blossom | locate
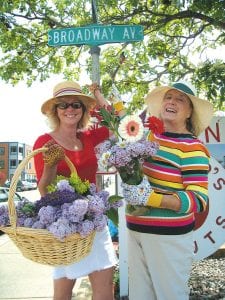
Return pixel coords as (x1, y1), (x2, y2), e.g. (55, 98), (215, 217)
(78, 219), (95, 237)
(57, 179), (74, 192)
(48, 218), (72, 240)
(38, 205), (56, 225)
(0, 173), (123, 240)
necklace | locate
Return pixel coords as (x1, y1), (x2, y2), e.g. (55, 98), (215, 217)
(50, 132), (83, 151)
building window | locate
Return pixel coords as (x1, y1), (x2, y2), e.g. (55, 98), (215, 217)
(10, 160), (17, 168)
(0, 147), (5, 155)
(0, 160), (4, 169)
(10, 146), (17, 153)
(19, 147), (24, 154)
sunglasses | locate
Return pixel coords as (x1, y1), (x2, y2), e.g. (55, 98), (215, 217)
(56, 102), (83, 110)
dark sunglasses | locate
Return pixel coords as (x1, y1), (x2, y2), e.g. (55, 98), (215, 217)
(56, 102), (83, 110)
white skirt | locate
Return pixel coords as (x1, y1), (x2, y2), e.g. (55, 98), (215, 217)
(53, 226), (118, 280)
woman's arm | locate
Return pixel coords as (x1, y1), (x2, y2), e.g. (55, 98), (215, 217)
(38, 164), (58, 196)
(89, 83), (126, 116)
(88, 83), (109, 107)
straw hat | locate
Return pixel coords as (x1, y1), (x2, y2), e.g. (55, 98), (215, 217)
(145, 80), (214, 136)
(41, 81), (97, 115)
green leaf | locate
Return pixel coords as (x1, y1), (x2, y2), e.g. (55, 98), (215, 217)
(0, 0), (223, 109)
(21, 202), (36, 216)
(107, 207), (119, 227)
(108, 194), (123, 204)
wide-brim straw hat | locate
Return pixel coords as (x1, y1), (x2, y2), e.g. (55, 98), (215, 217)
(145, 81), (214, 136)
(41, 81), (97, 115)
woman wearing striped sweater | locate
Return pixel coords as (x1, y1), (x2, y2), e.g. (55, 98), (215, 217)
(122, 81), (214, 300)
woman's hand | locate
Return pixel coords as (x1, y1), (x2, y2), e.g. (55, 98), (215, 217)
(121, 177), (153, 206)
(87, 83), (109, 107)
(88, 82), (101, 95)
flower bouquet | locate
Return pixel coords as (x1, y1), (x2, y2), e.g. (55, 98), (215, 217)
(0, 148), (123, 266)
(93, 105), (161, 186)
(93, 105), (164, 215)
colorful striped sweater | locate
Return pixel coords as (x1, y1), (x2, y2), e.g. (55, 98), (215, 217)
(126, 132), (210, 235)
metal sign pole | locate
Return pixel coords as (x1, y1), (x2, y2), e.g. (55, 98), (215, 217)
(90, 0), (100, 84)
(90, 4), (128, 297)
(90, 45), (101, 84)
(91, 1), (103, 194)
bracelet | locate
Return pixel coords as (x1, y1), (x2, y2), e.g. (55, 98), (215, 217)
(113, 101), (125, 112)
(88, 83), (101, 94)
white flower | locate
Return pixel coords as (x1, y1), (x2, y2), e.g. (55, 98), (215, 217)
(98, 151), (112, 170)
(117, 140), (128, 148)
(118, 115), (144, 142)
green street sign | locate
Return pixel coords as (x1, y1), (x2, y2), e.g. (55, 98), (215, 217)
(48, 24), (144, 47)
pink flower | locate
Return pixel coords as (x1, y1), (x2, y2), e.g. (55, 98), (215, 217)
(118, 115), (144, 142)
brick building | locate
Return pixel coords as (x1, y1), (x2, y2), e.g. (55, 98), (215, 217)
(0, 141), (36, 184)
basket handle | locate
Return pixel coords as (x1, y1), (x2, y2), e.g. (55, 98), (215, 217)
(8, 147), (77, 229)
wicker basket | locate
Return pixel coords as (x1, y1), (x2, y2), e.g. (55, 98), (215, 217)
(0, 147), (95, 266)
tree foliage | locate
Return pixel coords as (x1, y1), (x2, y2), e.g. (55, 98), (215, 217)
(0, 0), (224, 110)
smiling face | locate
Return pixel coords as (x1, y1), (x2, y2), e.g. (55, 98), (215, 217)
(159, 89), (193, 133)
(55, 96), (85, 127)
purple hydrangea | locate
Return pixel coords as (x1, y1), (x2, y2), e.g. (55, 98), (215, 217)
(68, 199), (89, 222)
(98, 139), (158, 170)
(88, 195), (105, 215)
(93, 215), (108, 231)
(0, 205), (9, 226)
(0, 178), (122, 241)
(48, 217), (72, 240)
(32, 220), (45, 229)
(78, 219), (94, 237)
(23, 217), (35, 228)
(57, 179), (74, 192)
(38, 205), (56, 226)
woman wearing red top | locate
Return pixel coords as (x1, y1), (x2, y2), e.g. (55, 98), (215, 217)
(33, 81), (117, 300)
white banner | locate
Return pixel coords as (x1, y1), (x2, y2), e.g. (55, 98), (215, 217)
(194, 116), (225, 260)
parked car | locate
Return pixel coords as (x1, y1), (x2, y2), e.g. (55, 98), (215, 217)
(28, 180), (37, 190)
(24, 180), (37, 190)
(4, 180), (28, 192)
(0, 187), (23, 203)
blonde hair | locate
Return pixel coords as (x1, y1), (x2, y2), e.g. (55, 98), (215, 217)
(45, 98), (91, 130)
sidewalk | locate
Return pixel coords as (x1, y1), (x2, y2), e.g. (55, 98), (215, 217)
(1, 231), (225, 300)
(0, 233), (92, 300)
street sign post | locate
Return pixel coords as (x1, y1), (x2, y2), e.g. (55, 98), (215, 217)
(48, 24), (144, 47)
